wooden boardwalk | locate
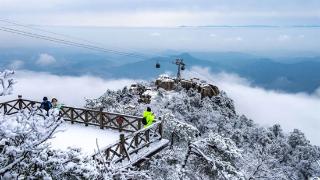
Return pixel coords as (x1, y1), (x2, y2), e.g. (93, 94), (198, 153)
(0, 96), (169, 166)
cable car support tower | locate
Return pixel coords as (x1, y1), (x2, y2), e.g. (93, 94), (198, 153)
(155, 58), (185, 80)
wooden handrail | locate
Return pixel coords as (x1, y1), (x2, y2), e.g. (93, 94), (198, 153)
(0, 97), (143, 132)
(1, 96), (165, 164)
(0, 99), (22, 104)
(94, 121), (162, 154)
(93, 121), (163, 163)
(1, 98), (142, 119)
(124, 121), (162, 140)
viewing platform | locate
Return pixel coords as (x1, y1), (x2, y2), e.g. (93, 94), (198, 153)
(0, 96), (169, 166)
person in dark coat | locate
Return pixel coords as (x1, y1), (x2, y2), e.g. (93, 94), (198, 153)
(40, 96), (52, 116)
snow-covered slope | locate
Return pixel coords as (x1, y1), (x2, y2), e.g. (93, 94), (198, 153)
(86, 82), (320, 179)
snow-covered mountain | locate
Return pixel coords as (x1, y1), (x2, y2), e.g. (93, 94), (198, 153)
(86, 80), (320, 179)
(0, 70), (319, 179)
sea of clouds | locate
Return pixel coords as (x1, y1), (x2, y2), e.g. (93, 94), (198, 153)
(1, 70), (140, 107)
(186, 67), (320, 145)
(1, 69), (319, 145)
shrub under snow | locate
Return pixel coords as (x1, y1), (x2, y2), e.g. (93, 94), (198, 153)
(87, 83), (320, 179)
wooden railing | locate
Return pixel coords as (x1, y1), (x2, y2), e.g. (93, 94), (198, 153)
(0, 96), (166, 164)
(0, 96), (143, 132)
(93, 121), (163, 163)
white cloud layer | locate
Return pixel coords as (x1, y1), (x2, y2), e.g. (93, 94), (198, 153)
(150, 32), (161, 37)
(36, 53), (56, 66)
(185, 67), (320, 145)
(1, 71), (140, 107)
(9, 60), (24, 69)
(1, 69), (319, 146)
(278, 34), (291, 42)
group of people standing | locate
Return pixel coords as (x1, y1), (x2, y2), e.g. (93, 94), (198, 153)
(40, 96), (156, 127)
(40, 96), (62, 116)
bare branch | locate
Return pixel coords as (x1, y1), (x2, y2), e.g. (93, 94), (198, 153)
(0, 70), (15, 96)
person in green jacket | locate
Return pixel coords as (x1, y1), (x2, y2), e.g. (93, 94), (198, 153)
(51, 98), (63, 109)
(143, 107), (155, 128)
(143, 107), (151, 118)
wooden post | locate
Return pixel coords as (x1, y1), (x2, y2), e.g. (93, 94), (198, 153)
(145, 130), (150, 147)
(18, 95), (22, 110)
(134, 134), (139, 149)
(119, 134), (126, 158)
(120, 134), (130, 161)
(70, 108), (74, 124)
(138, 118), (142, 130)
(85, 110), (88, 126)
(118, 119), (122, 133)
(106, 148), (110, 160)
(3, 103), (7, 115)
(170, 132), (174, 149)
(99, 108), (104, 129)
(159, 122), (163, 140)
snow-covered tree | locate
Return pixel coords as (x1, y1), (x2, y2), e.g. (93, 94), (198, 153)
(0, 100), (63, 178)
(0, 70), (15, 96)
(0, 71), (149, 179)
(87, 79), (320, 179)
(183, 133), (244, 179)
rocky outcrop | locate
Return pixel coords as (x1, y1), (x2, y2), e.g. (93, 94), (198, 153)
(156, 76), (220, 98)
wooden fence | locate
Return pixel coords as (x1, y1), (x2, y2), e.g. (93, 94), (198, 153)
(93, 121), (163, 164)
(0, 96), (143, 132)
(0, 96), (165, 164)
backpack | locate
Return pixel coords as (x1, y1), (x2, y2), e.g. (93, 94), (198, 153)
(142, 116), (147, 125)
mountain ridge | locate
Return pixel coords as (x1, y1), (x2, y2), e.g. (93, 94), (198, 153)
(1, 49), (320, 93)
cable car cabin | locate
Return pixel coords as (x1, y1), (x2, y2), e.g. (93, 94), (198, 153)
(156, 62), (160, 68)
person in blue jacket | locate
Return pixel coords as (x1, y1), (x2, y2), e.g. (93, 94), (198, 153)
(40, 96), (52, 116)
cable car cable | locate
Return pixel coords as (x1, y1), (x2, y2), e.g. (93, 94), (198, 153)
(0, 26), (148, 59)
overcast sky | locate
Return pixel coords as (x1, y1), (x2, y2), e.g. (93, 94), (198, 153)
(0, 0), (319, 53)
(0, 0), (319, 27)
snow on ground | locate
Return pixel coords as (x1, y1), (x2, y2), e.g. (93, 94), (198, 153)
(49, 122), (122, 155)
